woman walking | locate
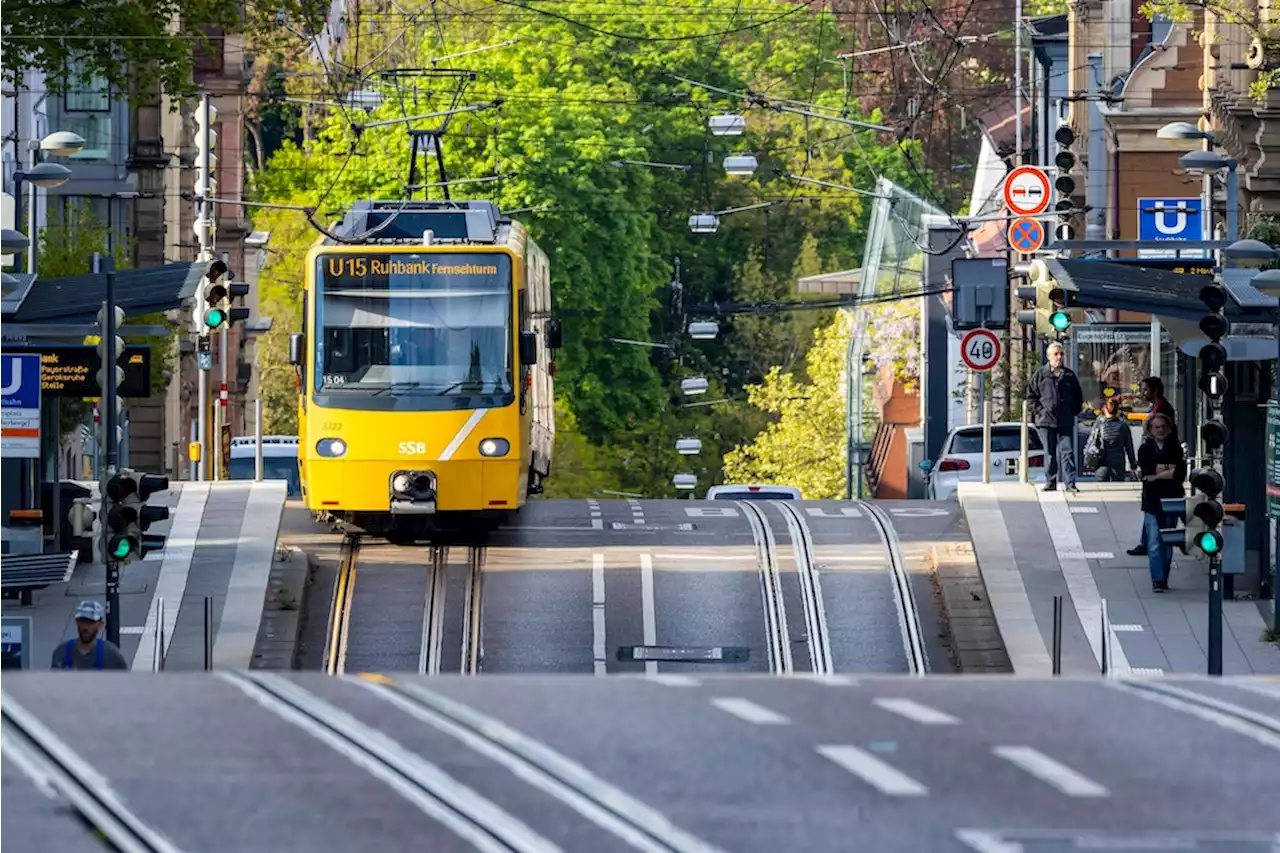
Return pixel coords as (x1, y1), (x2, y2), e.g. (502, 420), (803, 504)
(1085, 396), (1138, 481)
(1137, 413), (1186, 592)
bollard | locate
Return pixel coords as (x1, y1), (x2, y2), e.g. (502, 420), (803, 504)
(1051, 595), (1063, 676)
(151, 597), (165, 672)
(204, 596), (214, 671)
(1099, 598), (1110, 677)
(1019, 401), (1030, 484)
(981, 399), (993, 485)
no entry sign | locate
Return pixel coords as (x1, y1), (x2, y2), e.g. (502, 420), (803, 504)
(960, 328), (1002, 372)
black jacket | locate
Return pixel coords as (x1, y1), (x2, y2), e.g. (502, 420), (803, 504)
(1089, 414), (1138, 473)
(1027, 364), (1084, 430)
(1137, 437), (1186, 515)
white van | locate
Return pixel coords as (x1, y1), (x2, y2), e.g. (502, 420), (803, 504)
(229, 436), (301, 497)
(705, 484), (803, 501)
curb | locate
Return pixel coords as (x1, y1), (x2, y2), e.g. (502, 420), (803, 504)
(250, 545), (313, 670)
(929, 542), (1014, 674)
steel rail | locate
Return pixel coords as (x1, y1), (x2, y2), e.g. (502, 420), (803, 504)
(420, 545), (449, 676)
(1107, 680), (1280, 750)
(220, 672), (558, 853)
(774, 502), (833, 675)
(859, 501), (928, 674)
(326, 535), (360, 675)
(367, 678), (728, 853)
(2, 696), (184, 853)
(461, 546), (486, 675)
(738, 500), (792, 674)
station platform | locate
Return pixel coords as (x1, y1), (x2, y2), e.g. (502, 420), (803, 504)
(1, 480), (288, 671)
(959, 481), (1280, 677)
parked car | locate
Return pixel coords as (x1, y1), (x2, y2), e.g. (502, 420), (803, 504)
(228, 436), (302, 498)
(705, 484), (803, 501)
(924, 423), (1045, 501)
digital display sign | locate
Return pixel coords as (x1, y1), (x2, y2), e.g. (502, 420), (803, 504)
(6, 345), (151, 398)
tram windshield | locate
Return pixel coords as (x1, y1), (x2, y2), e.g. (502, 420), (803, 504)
(315, 252), (512, 395)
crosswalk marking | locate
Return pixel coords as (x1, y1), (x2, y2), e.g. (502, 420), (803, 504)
(873, 698), (960, 725)
(710, 697), (789, 726)
(816, 745), (929, 796)
(993, 746), (1109, 797)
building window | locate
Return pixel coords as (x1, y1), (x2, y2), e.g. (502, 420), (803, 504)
(62, 67), (112, 160)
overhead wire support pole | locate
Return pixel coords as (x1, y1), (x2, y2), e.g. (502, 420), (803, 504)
(196, 92), (214, 482)
(1014, 0), (1023, 165)
(351, 101), (501, 132)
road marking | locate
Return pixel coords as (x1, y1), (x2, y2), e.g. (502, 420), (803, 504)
(710, 697), (790, 726)
(811, 675), (859, 686)
(816, 745), (928, 796)
(119, 626), (148, 635)
(1056, 550), (1115, 560)
(647, 674), (700, 687)
(1069, 506), (1099, 514)
(684, 507), (739, 518)
(1130, 667), (1164, 675)
(873, 698), (960, 725)
(651, 553), (755, 561)
(805, 506), (863, 518)
(992, 746), (1109, 797)
(628, 498), (645, 526)
(640, 553), (657, 675)
(592, 552), (606, 675)
(588, 498), (604, 530)
(1110, 624), (1144, 632)
(131, 482), (209, 670)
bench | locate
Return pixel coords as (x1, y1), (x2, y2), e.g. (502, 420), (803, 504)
(1, 553), (77, 605)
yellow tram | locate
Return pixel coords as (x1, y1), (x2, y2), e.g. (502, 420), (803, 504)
(290, 201), (558, 539)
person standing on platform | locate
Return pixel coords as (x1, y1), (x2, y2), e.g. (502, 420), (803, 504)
(51, 601), (129, 670)
(1128, 376), (1179, 556)
(1137, 413), (1186, 593)
(1026, 341), (1084, 493)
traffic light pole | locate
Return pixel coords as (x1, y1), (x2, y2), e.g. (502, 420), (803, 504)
(1208, 554), (1224, 675)
(94, 252), (122, 646)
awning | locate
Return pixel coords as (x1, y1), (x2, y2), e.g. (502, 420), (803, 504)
(1043, 258), (1217, 321)
(4, 262), (204, 324)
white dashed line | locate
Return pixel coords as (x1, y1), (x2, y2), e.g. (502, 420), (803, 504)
(640, 553), (657, 675)
(648, 674), (700, 687)
(993, 746), (1109, 797)
(816, 745), (929, 796)
(588, 499), (604, 530)
(812, 675), (860, 686)
(873, 698), (960, 726)
(710, 697), (790, 726)
(592, 552), (606, 675)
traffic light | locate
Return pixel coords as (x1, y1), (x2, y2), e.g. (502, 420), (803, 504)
(193, 98), (218, 250)
(1198, 281), (1229, 452)
(195, 259), (229, 335)
(226, 280), (251, 325)
(1161, 469), (1226, 558)
(100, 470), (170, 564)
(96, 303), (126, 452)
(1015, 259), (1075, 336)
(1052, 123), (1077, 242)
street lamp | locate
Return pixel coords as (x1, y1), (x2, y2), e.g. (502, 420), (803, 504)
(11, 131), (86, 274)
(723, 154), (757, 176)
(1, 229), (30, 254)
(675, 438), (702, 455)
(708, 114), (745, 136)
(688, 213), (719, 234)
(39, 130), (87, 157)
(681, 377), (709, 396)
(1224, 238), (1278, 268)
(672, 473), (698, 490)
(687, 321), (719, 340)
(1178, 149), (1240, 244)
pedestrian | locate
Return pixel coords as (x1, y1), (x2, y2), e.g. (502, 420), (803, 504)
(1127, 376), (1179, 555)
(1084, 396), (1138, 481)
(51, 601), (129, 670)
(1137, 413), (1186, 592)
(1026, 341), (1085, 493)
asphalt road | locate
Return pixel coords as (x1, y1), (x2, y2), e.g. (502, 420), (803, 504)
(4, 673), (1277, 852)
(284, 499), (965, 677)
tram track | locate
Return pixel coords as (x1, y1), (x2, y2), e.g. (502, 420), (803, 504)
(326, 535), (487, 677)
(859, 500), (929, 675)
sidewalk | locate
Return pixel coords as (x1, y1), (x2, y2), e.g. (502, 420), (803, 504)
(1, 480), (287, 671)
(958, 480), (1280, 677)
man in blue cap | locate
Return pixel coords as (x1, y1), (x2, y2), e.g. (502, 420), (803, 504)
(51, 601), (129, 670)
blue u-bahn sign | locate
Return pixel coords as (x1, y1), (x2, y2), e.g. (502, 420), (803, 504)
(1137, 198), (1203, 255)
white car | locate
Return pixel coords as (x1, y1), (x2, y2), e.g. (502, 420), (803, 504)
(924, 423), (1046, 501)
(706, 484), (803, 501)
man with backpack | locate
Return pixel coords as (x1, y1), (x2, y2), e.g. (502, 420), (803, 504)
(51, 600), (129, 670)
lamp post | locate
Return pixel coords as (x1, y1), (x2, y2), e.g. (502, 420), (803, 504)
(9, 131), (86, 275)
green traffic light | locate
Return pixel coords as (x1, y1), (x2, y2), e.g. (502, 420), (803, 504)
(204, 308), (226, 328)
(1196, 531), (1223, 555)
(109, 536), (133, 559)
(1050, 311), (1071, 332)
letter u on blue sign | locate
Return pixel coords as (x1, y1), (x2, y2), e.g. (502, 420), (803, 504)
(0, 354), (41, 408)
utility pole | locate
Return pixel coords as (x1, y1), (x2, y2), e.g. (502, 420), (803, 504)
(1085, 53), (1106, 244)
(94, 252), (122, 644)
(1014, 0), (1023, 164)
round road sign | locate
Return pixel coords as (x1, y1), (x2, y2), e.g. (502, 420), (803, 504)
(1003, 166), (1052, 216)
(961, 328), (1002, 372)
(1007, 217), (1045, 253)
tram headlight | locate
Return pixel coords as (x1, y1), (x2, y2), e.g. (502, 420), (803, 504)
(316, 438), (347, 457)
(392, 473), (413, 494)
(478, 437), (510, 457)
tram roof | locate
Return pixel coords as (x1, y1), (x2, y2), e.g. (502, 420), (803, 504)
(324, 200), (516, 247)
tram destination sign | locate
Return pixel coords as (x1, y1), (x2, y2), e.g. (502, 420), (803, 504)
(6, 345), (151, 398)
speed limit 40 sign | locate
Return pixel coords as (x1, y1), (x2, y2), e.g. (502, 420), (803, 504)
(960, 328), (1002, 372)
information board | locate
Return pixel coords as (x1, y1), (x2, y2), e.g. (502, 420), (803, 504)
(5, 345), (151, 398)
(1, 617), (33, 670)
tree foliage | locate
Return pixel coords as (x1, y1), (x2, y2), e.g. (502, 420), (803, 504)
(250, 0), (934, 495)
(3, 0), (329, 101)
